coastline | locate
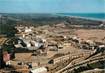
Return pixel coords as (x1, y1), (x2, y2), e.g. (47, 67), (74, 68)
(56, 13), (105, 21)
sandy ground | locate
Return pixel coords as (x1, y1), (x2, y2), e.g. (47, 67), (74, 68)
(0, 37), (7, 45)
(14, 45), (76, 65)
(75, 29), (105, 42)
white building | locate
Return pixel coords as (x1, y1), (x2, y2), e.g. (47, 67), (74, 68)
(30, 67), (47, 73)
(25, 27), (32, 33)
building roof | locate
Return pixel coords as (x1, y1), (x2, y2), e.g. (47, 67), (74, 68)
(30, 67), (47, 73)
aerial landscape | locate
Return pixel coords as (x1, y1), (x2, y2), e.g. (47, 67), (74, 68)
(0, 0), (105, 73)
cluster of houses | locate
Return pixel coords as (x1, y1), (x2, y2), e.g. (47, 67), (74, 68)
(69, 36), (105, 55)
(14, 25), (65, 55)
(1, 25), (105, 73)
(14, 25), (105, 56)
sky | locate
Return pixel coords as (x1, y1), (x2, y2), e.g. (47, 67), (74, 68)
(0, 0), (105, 13)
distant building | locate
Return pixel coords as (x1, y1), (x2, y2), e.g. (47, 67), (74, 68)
(25, 27), (32, 33)
(30, 67), (47, 73)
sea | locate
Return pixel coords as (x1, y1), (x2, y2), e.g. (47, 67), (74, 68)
(57, 13), (105, 21)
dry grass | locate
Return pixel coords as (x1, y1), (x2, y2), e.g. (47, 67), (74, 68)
(75, 29), (105, 42)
